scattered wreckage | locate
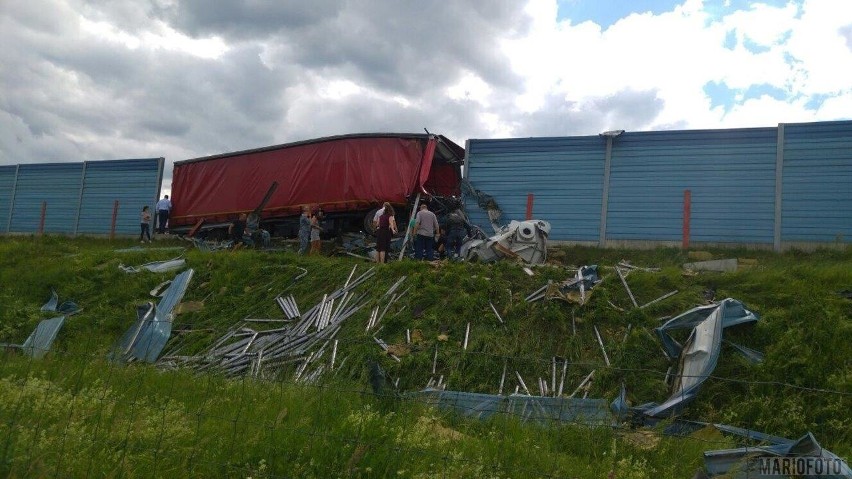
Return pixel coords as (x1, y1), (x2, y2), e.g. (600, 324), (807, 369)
(112, 268), (195, 363)
(0, 290), (81, 359)
(461, 219), (551, 264)
(157, 266), (384, 383)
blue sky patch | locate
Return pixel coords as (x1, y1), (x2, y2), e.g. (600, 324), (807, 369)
(558, 1), (798, 30)
(724, 29), (737, 49)
(556, 0), (681, 29)
(805, 94), (832, 110)
(704, 81), (789, 113)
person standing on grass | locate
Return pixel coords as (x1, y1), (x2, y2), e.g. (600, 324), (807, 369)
(444, 208), (469, 260)
(155, 195), (172, 234)
(412, 202), (439, 261)
(298, 206), (311, 254)
(375, 202), (398, 263)
(140, 206), (152, 243)
(310, 210), (324, 255)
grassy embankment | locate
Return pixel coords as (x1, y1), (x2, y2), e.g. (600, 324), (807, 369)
(0, 236), (849, 478)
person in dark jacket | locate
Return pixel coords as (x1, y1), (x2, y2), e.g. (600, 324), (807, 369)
(375, 202), (398, 263)
(229, 213), (248, 247)
(444, 208), (469, 260)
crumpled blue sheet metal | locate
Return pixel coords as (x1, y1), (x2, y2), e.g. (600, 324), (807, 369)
(21, 316), (66, 359)
(703, 431), (852, 478)
(1, 317), (66, 359)
(655, 298), (759, 360)
(412, 388), (611, 426)
(40, 289), (59, 312)
(610, 383), (630, 421)
(642, 300), (727, 419)
(634, 299), (760, 420)
(113, 268), (194, 363)
(119, 257), (186, 274)
(40, 290), (82, 315)
(535, 265), (600, 305)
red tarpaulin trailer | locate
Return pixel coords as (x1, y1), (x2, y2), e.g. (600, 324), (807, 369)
(169, 133), (464, 235)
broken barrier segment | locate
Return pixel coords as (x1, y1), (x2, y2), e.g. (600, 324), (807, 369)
(461, 219), (551, 264)
(413, 388), (611, 426)
(40, 289), (59, 312)
(1, 316), (66, 359)
(112, 268), (194, 363)
(637, 299), (761, 420)
(655, 298), (759, 360)
(703, 431), (851, 478)
(40, 289), (81, 315)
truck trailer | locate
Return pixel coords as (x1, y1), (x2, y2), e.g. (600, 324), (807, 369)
(169, 133), (465, 237)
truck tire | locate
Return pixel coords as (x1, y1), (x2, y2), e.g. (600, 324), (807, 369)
(364, 207), (381, 236)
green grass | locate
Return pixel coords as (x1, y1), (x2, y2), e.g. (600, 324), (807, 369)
(0, 236), (850, 477)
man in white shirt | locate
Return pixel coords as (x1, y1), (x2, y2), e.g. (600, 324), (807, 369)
(156, 195), (172, 234)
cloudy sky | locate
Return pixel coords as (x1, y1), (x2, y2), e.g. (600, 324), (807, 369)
(1, 0), (850, 187)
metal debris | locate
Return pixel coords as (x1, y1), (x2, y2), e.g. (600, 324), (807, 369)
(461, 220), (551, 264)
(414, 389), (611, 426)
(112, 268), (194, 363)
(40, 289), (59, 312)
(639, 290), (679, 309)
(683, 258), (738, 273)
(593, 325), (611, 366)
(703, 431), (851, 478)
(637, 299), (759, 420)
(526, 266), (600, 305)
(616, 266), (639, 308)
(40, 290), (81, 315)
(488, 302), (504, 324)
(569, 370), (595, 398)
(119, 257), (186, 274)
(463, 322), (471, 350)
(1, 316), (66, 359)
(159, 268), (376, 381)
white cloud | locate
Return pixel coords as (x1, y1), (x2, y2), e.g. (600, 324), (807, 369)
(498, 0), (851, 133)
(79, 17), (228, 59)
(0, 0), (850, 171)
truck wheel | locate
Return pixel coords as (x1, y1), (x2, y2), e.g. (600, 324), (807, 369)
(364, 208), (380, 236)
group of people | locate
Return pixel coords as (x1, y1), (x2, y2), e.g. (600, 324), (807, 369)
(139, 197), (467, 260)
(139, 195), (173, 243)
(229, 212), (272, 249)
(371, 201), (469, 263)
